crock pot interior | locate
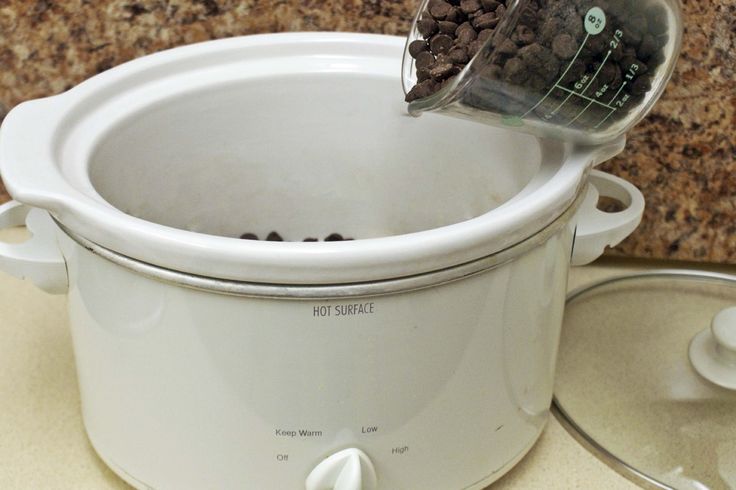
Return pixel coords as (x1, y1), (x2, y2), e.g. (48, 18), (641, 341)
(89, 72), (553, 240)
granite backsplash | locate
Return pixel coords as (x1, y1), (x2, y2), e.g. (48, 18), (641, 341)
(0, 0), (734, 262)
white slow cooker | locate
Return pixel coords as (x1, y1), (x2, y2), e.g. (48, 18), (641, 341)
(0, 33), (644, 490)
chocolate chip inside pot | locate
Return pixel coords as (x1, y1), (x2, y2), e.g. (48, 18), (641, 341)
(239, 232), (355, 242)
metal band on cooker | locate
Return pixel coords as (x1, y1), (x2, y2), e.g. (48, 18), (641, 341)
(54, 188), (585, 299)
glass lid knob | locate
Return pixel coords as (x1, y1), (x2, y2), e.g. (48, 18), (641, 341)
(690, 306), (736, 390)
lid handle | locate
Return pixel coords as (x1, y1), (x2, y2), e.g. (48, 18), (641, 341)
(689, 306), (736, 391)
(570, 169), (645, 266)
(0, 201), (68, 294)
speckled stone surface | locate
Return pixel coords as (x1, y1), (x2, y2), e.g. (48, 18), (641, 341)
(0, 0), (734, 262)
(599, 0), (736, 263)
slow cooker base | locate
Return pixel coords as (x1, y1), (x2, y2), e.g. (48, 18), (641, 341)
(85, 422), (546, 490)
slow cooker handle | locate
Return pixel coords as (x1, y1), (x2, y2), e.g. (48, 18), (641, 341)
(571, 170), (645, 266)
(0, 201), (68, 294)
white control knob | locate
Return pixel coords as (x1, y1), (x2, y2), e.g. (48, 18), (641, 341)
(305, 448), (377, 490)
(689, 306), (736, 390)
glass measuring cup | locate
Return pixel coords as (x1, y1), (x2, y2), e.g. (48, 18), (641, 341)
(402, 0), (683, 144)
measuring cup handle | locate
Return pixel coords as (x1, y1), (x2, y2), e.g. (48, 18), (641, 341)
(0, 201), (68, 294)
(571, 170), (645, 266)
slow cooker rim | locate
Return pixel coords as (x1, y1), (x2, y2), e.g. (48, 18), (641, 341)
(54, 186), (586, 298)
(0, 32), (615, 284)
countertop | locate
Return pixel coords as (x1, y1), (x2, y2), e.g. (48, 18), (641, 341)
(0, 0), (735, 263)
(3, 220), (733, 489)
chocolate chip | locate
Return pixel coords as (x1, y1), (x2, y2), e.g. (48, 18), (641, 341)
(409, 40), (429, 57)
(438, 20), (459, 34)
(559, 59), (585, 85)
(621, 26), (643, 46)
(449, 46), (469, 64)
(538, 16), (563, 44)
(416, 67), (431, 81)
(430, 61), (455, 79)
(445, 6), (463, 23)
(646, 4), (669, 36)
(637, 34), (658, 60)
(460, 0), (482, 14)
(517, 43), (560, 85)
(417, 18), (439, 38)
(429, 1), (452, 19)
(480, 63), (502, 80)
(583, 33), (608, 57)
(630, 74), (652, 95)
(477, 28), (494, 44)
(598, 63), (620, 85)
(415, 51), (435, 69)
(472, 12), (498, 30)
(518, 5), (538, 28)
(325, 233), (345, 241)
(467, 39), (484, 57)
(456, 22), (478, 44)
(623, 46), (638, 58)
(480, 0), (499, 11)
(628, 14), (648, 35)
(609, 66), (624, 89)
(430, 33), (454, 55)
(239, 232), (353, 242)
(405, 79), (440, 102)
(514, 24), (535, 45)
(466, 8), (483, 19)
(502, 57), (528, 84)
(497, 37), (518, 55)
(552, 33), (577, 60)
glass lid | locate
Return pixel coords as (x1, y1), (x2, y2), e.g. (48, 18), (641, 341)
(554, 270), (736, 490)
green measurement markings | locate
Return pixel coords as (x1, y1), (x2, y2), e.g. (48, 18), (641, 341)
(519, 26), (633, 130)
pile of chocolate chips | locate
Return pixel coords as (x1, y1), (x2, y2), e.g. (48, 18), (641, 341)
(405, 0), (669, 129)
(239, 232), (353, 242)
(405, 0), (512, 101)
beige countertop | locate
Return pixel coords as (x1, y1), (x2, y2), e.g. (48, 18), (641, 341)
(1, 222), (733, 489)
